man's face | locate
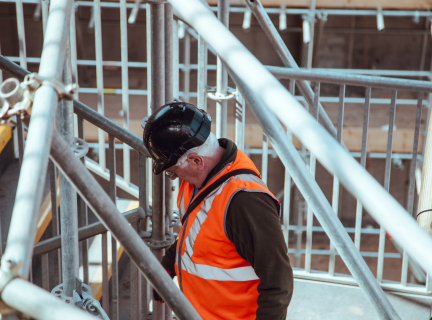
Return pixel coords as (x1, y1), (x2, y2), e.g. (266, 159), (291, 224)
(165, 154), (204, 188)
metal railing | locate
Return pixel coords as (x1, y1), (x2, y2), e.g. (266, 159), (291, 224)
(1, 0), (432, 319)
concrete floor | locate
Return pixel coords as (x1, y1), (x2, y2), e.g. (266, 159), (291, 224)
(288, 279), (432, 320)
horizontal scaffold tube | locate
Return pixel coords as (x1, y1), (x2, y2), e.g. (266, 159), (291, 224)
(266, 66), (432, 92)
(0, 54), (149, 157)
(49, 131), (202, 320)
(33, 207), (144, 256)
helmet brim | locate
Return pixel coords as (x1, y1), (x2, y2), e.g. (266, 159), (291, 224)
(152, 157), (178, 175)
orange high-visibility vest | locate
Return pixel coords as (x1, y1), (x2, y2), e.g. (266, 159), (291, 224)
(175, 150), (280, 320)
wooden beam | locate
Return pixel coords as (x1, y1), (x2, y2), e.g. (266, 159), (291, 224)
(84, 120), (423, 154)
(206, 0), (432, 10)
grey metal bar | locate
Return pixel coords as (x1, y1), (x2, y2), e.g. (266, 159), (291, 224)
(15, 0), (27, 69)
(1, 0), (74, 279)
(261, 134), (268, 184)
(183, 32), (190, 102)
(173, 20), (179, 99)
(354, 87), (371, 250)
(16, 117), (24, 167)
(120, 0), (131, 187)
(33, 209), (142, 256)
(329, 85), (345, 276)
(306, 0), (316, 69)
(401, 93), (424, 286)
(234, 89), (245, 152)
(377, 90), (397, 283)
(216, 0), (229, 138)
(150, 3), (166, 320)
(49, 132), (201, 320)
(246, 0), (341, 144)
(41, 253), (49, 291)
(130, 220), (139, 320)
(197, 34), (207, 111)
(109, 134), (119, 320)
(101, 231), (109, 313)
(267, 66), (432, 92)
(77, 115), (89, 285)
(1, 278), (99, 320)
(165, 6), (174, 320)
(94, 0), (106, 170)
(58, 40), (79, 297)
(49, 160), (62, 285)
(139, 152), (150, 318)
(225, 64), (401, 320)
(305, 82), (320, 273)
(282, 80), (295, 246)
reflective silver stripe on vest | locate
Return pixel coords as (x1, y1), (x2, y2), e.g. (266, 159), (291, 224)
(181, 251), (259, 281)
(177, 174), (261, 282)
(179, 188), (186, 219)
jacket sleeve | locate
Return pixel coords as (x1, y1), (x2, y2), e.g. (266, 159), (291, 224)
(225, 191), (294, 320)
(161, 239), (177, 275)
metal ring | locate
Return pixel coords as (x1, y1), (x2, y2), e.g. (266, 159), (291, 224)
(141, 231), (176, 249)
(71, 138), (89, 159)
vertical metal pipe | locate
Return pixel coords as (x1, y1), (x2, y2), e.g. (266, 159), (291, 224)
(41, 0), (49, 35)
(15, 0), (27, 70)
(49, 161), (62, 285)
(183, 32), (190, 102)
(283, 80), (295, 246)
(41, 253), (50, 291)
(216, 0), (229, 138)
(77, 116), (89, 285)
(173, 20), (179, 99)
(151, 3), (165, 320)
(101, 231), (109, 313)
(94, 0), (106, 170)
(139, 152), (150, 317)
(401, 93), (424, 286)
(14, 0), (26, 168)
(2, 0), (73, 278)
(261, 134), (268, 184)
(164, 6), (174, 319)
(377, 89), (397, 283)
(58, 39), (79, 297)
(234, 89), (245, 152)
(70, 4), (79, 136)
(328, 85), (345, 276)
(354, 87), (371, 250)
(197, 34), (207, 111)
(120, 0), (131, 187)
(306, 0), (316, 69)
(109, 136), (119, 319)
(305, 82), (320, 273)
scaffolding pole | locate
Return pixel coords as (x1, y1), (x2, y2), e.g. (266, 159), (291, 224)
(0, 0), (74, 279)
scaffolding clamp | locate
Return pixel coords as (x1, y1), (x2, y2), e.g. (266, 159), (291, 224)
(0, 260), (22, 316)
(0, 74), (78, 124)
(141, 230), (176, 249)
(207, 86), (237, 103)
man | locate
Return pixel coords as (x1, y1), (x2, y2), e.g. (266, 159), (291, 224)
(143, 102), (293, 320)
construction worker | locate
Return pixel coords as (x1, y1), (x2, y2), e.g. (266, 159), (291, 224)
(143, 102), (293, 320)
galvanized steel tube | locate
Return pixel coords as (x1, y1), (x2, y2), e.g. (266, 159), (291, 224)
(1, 278), (98, 320)
(49, 132), (201, 320)
(216, 0), (229, 138)
(58, 40), (79, 297)
(1, 0), (74, 279)
(151, 3), (166, 320)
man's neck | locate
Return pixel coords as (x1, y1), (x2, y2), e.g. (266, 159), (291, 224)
(195, 146), (225, 188)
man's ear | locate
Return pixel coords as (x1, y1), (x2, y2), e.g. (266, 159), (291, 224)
(188, 154), (204, 169)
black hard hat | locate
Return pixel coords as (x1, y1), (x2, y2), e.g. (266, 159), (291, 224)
(143, 102), (212, 175)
